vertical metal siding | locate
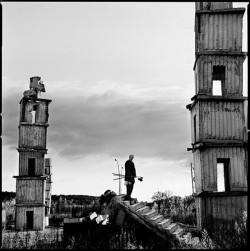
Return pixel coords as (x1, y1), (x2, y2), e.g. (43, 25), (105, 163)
(16, 206), (45, 231)
(45, 158), (51, 167)
(21, 99), (50, 124)
(200, 13), (243, 51)
(194, 150), (202, 193)
(197, 147), (247, 191)
(197, 195), (247, 229)
(36, 102), (49, 124)
(19, 151), (45, 176)
(19, 125), (47, 149)
(191, 103), (199, 144)
(196, 55), (244, 95)
(200, 101), (245, 141)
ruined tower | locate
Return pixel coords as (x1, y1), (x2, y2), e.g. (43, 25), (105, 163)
(187, 3), (248, 230)
(14, 76), (52, 230)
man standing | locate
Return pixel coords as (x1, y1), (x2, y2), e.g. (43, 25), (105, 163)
(124, 155), (136, 201)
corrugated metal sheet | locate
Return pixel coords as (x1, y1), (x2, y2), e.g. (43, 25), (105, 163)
(45, 182), (52, 191)
(195, 2), (233, 11)
(45, 158), (52, 167)
(19, 124), (47, 149)
(196, 194), (247, 229)
(191, 100), (245, 143)
(195, 55), (244, 95)
(20, 99), (50, 124)
(15, 206), (45, 231)
(198, 12), (243, 51)
(16, 179), (46, 204)
(19, 151), (45, 176)
(201, 101), (244, 141)
(194, 147), (247, 193)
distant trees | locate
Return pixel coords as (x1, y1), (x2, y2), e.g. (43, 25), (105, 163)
(49, 194), (100, 226)
(151, 190), (196, 226)
(1, 191), (16, 202)
(2, 197), (16, 230)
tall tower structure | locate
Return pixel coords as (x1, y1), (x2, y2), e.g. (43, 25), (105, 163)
(14, 76), (52, 231)
(186, 3), (248, 230)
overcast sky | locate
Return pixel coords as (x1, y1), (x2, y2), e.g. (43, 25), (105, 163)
(2, 2), (248, 201)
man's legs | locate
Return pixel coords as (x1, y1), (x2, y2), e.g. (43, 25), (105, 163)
(127, 183), (134, 199)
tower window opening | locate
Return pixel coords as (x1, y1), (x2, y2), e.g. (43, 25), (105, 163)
(212, 66), (225, 96)
(217, 158), (230, 192)
(31, 105), (37, 124)
(28, 158), (36, 177)
(26, 211), (34, 230)
(213, 80), (222, 95)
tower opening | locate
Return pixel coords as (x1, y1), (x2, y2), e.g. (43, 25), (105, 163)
(31, 105), (37, 124)
(217, 158), (230, 192)
(26, 211), (34, 230)
(28, 158), (36, 177)
(212, 66), (225, 96)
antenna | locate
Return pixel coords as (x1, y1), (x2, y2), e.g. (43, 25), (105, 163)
(115, 159), (121, 195)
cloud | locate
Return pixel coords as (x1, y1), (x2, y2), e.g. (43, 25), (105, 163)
(48, 91), (191, 160)
(2, 79), (192, 163)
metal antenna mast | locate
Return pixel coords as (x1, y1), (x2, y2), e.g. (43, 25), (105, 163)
(115, 159), (121, 195)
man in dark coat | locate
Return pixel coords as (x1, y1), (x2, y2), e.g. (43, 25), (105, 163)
(124, 155), (136, 201)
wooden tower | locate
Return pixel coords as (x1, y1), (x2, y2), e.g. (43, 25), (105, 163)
(14, 76), (52, 231)
(186, 2), (248, 230)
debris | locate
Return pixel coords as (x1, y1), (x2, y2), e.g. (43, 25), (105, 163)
(89, 212), (97, 220)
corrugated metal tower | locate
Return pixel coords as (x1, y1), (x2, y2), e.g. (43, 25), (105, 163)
(14, 76), (52, 231)
(187, 2), (248, 230)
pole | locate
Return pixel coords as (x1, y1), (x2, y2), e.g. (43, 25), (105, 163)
(115, 159), (121, 195)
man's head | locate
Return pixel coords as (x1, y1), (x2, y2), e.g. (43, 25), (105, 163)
(129, 155), (134, 161)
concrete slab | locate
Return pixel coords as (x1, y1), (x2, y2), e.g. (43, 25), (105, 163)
(141, 209), (158, 219)
(157, 218), (172, 229)
(173, 228), (185, 237)
(129, 202), (145, 211)
(149, 215), (164, 225)
(136, 206), (150, 214)
(164, 223), (178, 234)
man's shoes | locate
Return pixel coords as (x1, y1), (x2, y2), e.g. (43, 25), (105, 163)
(124, 196), (131, 201)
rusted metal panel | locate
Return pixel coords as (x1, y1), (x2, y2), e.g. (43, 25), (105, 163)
(190, 103), (199, 144)
(19, 124), (47, 149)
(19, 151), (45, 176)
(196, 147), (247, 192)
(198, 101), (245, 141)
(45, 158), (52, 167)
(193, 150), (203, 193)
(195, 55), (245, 96)
(15, 206), (45, 231)
(19, 99), (50, 124)
(195, 2), (233, 12)
(45, 182), (52, 191)
(16, 179), (46, 204)
(198, 13), (243, 52)
(197, 194), (247, 229)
